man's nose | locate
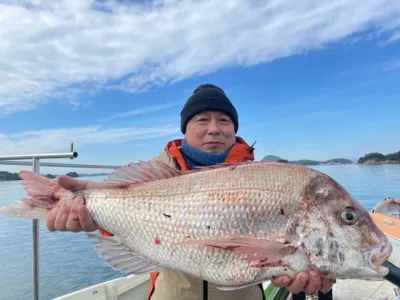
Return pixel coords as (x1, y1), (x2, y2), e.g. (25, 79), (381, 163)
(207, 121), (221, 135)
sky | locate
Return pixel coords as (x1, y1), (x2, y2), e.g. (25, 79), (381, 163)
(1, 0), (400, 174)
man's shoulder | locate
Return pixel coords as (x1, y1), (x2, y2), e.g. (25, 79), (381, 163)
(151, 150), (180, 169)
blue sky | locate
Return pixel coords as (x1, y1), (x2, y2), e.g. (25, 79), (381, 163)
(1, 0), (400, 174)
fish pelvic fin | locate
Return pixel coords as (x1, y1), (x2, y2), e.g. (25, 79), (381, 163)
(103, 160), (186, 185)
(87, 233), (159, 275)
(179, 237), (297, 266)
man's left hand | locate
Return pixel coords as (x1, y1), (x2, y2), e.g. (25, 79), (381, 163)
(272, 271), (333, 295)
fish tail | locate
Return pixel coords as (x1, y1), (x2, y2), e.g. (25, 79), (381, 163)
(0, 170), (65, 220)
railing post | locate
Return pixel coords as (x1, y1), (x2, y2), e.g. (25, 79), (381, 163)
(0, 149), (123, 300)
(32, 157), (40, 300)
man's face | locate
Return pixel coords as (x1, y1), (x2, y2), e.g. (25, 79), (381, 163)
(185, 111), (236, 153)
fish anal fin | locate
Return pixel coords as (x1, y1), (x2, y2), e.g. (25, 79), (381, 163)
(87, 233), (159, 275)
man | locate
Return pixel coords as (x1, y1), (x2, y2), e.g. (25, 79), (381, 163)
(46, 83), (333, 299)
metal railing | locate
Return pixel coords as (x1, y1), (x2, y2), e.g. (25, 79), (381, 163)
(0, 144), (120, 300)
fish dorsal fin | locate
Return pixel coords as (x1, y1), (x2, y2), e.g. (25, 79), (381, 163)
(87, 233), (159, 274)
(104, 160), (267, 186)
(192, 161), (255, 170)
(103, 160), (186, 185)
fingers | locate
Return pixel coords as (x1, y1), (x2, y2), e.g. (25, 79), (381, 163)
(286, 272), (309, 295)
(65, 198), (84, 232)
(76, 196), (99, 232)
(272, 272), (332, 295)
(45, 196), (97, 233)
(53, 203), (71, 231)
(320, 277), (334, 294)
(271, 275), (291, 288)
(303, 270), (321, 295)
(46, 206), (60, 231)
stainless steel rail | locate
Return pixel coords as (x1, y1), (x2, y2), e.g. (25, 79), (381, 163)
(0, 144), (119, 300)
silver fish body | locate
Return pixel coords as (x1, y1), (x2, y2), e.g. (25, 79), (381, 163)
(0, 160), (392, 289)
(75, 161), (391, 287)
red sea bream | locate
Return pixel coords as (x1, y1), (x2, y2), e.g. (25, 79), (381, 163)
(0, 160), (392, 289)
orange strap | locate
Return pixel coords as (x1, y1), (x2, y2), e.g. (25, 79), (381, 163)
(147, 271), (159, 299)
(99, 228), (114, 236)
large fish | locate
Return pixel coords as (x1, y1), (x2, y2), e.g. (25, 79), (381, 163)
(0, 160), (392, 289)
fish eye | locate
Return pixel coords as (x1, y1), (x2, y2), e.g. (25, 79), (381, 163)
(341, 207), (357, 225)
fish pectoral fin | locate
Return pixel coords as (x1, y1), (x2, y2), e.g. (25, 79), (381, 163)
(179, 237), (297, 261)
(87, 233), (159, 275)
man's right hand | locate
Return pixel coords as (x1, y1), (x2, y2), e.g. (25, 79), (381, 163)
(46, 175), (99, 232)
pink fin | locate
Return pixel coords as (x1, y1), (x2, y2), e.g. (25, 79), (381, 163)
(179, 237), (297, 261)
(192, 161), (255, 170)
(0, 169), (133, 220)
(104, 160), (278, 186)
(103, 160), (185, 185)
(191, 160), (292, 171)
(0, 171), (60, 219)
(87, 233), (159, 274)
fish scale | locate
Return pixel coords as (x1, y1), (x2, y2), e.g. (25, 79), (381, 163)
(0, 160), (392, 289)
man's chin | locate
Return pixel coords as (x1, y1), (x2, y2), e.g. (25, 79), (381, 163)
(202, 146), (225, 153)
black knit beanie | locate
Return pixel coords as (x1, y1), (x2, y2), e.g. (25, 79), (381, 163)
(180, 83), (239, 134)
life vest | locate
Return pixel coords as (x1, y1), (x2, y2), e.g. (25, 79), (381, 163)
(148, 137), (267, 300)
(163, 136), (255, 171)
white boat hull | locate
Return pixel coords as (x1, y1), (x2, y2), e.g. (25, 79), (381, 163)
(53, 274), (150, 300)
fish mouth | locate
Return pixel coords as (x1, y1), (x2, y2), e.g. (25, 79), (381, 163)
(367, 241), (392, 277)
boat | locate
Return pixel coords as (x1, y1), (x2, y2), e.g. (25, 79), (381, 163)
(52, 276), (290, 300)
(370, 197), (400, 288)
(53, 274), (151, 300)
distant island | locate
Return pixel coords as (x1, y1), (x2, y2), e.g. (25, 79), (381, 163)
(0, 171), (109, 181)
(262, 155), (353, 166)
(0, 171), (20, 181)
(358, 150), (400, 164)
(263, 150), (400, 166)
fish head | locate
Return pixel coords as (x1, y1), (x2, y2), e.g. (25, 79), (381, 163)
(296, 173), (392, 280)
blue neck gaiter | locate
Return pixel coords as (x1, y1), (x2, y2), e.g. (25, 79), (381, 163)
(180, 139), (230, 169)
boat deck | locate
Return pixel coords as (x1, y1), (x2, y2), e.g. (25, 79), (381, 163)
(332, 279), (400, 300)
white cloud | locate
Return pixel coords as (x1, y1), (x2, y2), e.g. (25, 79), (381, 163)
(289, 111), (327, 120)
(1, 0), (400, 113)
(100, 101), (180, 122)
(0, 124), (180, 155)
(385, 30), (400, 43)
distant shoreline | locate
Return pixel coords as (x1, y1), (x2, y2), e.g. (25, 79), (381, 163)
(358, 160), (400, 165)
(0, 172), (108, 182)
(263, 150), (400, 166)
(1, 161), (400, 181)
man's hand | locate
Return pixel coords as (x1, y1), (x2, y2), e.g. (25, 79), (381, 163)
(45, 175), (99, 233)
(272, 271), (333, 295)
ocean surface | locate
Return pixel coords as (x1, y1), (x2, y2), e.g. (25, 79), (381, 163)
(0, 164), (399, 300)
